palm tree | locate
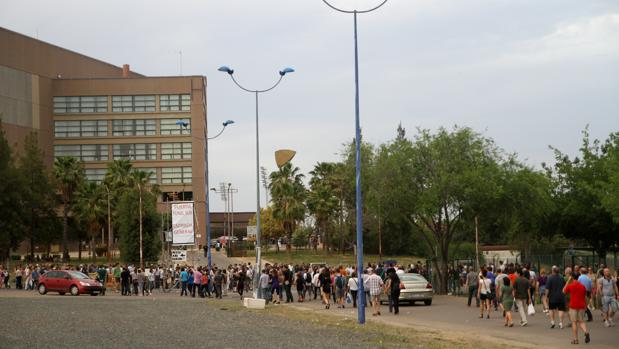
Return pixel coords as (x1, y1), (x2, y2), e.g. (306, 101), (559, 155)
(269, 163), (306, 253)
(307, 162), (340, 253)
(53, 156), (84, 261)
(103, 160), (133, 258)
(73, 181), (106, 262)
(130, 170), (152, 269)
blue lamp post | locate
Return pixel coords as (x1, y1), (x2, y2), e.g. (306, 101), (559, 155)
(218, 65), (294, 299)
(321, 0), (388, 325)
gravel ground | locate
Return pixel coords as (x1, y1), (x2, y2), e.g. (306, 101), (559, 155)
(0, 291), (405, 349)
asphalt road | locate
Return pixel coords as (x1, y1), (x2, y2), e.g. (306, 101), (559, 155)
(0, 290), (402, 349)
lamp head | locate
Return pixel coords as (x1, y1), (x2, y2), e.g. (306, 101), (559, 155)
(175, 120), (189, 128)
(218, 66), (234, 75)
(222, 120), (235, 127)
(279, 67), (295, 76)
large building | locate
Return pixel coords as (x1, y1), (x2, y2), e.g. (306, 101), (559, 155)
(0, 26), (210, 252)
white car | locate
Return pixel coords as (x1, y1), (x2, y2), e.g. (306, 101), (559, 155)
(380, 273), (433, 306)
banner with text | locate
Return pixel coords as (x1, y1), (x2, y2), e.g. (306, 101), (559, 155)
(172, 202), (195, 245)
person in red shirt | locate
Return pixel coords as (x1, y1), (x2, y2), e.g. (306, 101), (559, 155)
(563, 272), (590, 345)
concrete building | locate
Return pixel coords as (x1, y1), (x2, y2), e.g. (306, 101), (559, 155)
(0, 26), (210, 253)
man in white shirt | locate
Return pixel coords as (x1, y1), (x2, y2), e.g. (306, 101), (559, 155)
(364, 268), (384, 316)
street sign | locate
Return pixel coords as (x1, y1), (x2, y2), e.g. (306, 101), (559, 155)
(171, 250), (187, 262)
(247, 225), (257, 238)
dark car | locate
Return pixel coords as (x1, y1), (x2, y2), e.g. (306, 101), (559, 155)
(38, 270), (104, 296)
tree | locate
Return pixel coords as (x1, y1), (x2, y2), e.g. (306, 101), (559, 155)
(53, 156), (84, 261)
(601, 132), (619, 224)
(73, 181), (106, 261)
(0, 120), (24, 261)
(104, 159), (133, 256)
(18, 132), (58, 260)
(404, 127), (501, 294)
(307, 162), (339, 253)
(117, 184), (161, 265)
(249, 207), (285, 251)
(547, 129), (619, 261)
(130, 170), (152, 269)
(269, 163), (306, 253)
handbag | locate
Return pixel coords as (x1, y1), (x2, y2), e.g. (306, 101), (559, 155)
(346, 293), (352, 304)
(527, 302), (536, 316)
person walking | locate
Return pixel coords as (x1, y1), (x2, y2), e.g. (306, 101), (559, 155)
(334, 270), (346, 308)
(365, 268), (384, 316)
(193, 268), (202, 298)
(214, 270), (224, 299)
(538, 268), (549, 313)
(236, 267), (246, 300)
(283, 266), (294, 303)
(478, 269), (493, 319)
(598, 267), (618, 327)
(259, 269), (270, 302)
(499, 277), (514, 327)
(120, 267), (130, 296)
(179, 267), (188, 296)
(271, 269), (281, 305)
(319, 268), (331, 309)
(546, 266), (566, 329)
(513, 269), (531, 326)
(385, 268), (401, 315)
(563, 272), (591, 345)
(466, 267), (479, 307)
(348, 272), (359, 308)
(577, 267), (593, 322)
(295, 270), (305, 302)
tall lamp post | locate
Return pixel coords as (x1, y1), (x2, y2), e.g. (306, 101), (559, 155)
(321, 0), (388, 325)
(177, 118), (234, 273)
(218, 65), (294, 299)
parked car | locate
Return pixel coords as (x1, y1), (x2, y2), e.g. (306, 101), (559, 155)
(38, 270), (104, 296)
(380, 273), (433, 305)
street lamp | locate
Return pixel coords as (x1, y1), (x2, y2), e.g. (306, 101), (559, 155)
(321, 0), (388, 325)
(204, 120), (235, 273)
(218, 65), (294, 299)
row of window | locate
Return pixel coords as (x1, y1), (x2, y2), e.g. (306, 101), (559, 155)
(53, 94), (191, 114)
(84, 167), (191, 184)
(54, 118), (191, 138)
(54, 143), (192, 161)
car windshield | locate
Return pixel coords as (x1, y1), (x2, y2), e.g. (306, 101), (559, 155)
(400, 275), (426, 282)
(68, 271), (90, 279)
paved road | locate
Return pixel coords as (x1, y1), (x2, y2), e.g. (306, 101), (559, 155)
(288, 293), (616, 349)
(0, 290), (405, 349)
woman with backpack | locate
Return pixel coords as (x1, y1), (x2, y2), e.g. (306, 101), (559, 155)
(335, 270), (346, 308)
(319, 268), (332, 309)
(477, 268), (493, 319)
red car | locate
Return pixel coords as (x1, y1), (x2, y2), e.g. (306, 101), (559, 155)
(38, 270), (104, 296)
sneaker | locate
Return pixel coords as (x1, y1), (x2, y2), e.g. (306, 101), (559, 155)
(551, 321), (555, 329)
(604, 320), (610, 327)
(610, 319), (615, 327)
(559, 323), (564, 329)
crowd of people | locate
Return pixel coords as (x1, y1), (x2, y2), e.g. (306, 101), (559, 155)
(462, 262), (619, 345)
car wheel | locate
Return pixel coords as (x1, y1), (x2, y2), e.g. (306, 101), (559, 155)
(70, 285), (79, 296)
(424, 299), (432, 306)
(38, 284), (47, 295)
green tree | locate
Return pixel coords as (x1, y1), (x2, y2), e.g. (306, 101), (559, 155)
(292, 226), (312, 249)
(18, 132), (58, 260)
(117, 185), (161, 265)
(269, 163), (306, 253)
(53, 156), (84, 261)
(249, 207), (285, 251)
(0, 121), (24, 261)
(547, 129), (619, 261)
(73, 181), (107, 262)
(307, 162), (340, 253)
(104, 159), (133, 256)
(601, 132), (619, 224)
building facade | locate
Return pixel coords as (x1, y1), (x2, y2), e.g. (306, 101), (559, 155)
(0, 26), (209, 252)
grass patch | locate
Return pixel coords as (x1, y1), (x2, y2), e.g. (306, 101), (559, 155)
(248, 249), (424, 267)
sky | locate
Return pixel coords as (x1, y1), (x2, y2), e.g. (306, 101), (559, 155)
(2, 0), (618, 212)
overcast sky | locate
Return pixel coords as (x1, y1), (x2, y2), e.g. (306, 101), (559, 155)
(2, 0), (618, 212)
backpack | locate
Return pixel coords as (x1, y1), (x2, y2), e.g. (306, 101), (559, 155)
(336, 275), (345, 289)
(305, 273), (312, 284)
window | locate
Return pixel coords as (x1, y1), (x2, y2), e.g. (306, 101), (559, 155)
(84, 168), (107, 183)
(54, 120), (107, 138)
(53, 96), (108, 114)
(161, 167), (192, 184)
(160, 94), (191, 111)
(112, 95), (155, 112)
(54, 144), (108, 161)
(112, 119), (156, 136)
(132, 167), (157, 184)
(160, 142), (192, 160)
(112, 144), (156, 160)
(160, 118), (191, 135)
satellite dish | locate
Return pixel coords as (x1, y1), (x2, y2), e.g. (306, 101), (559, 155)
(275, 149), (296, 168)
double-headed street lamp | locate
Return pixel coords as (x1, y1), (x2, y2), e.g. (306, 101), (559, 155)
(321, 0), (388, 325)
(177, 118), (234, 273)
(218, 65), (294, 299)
